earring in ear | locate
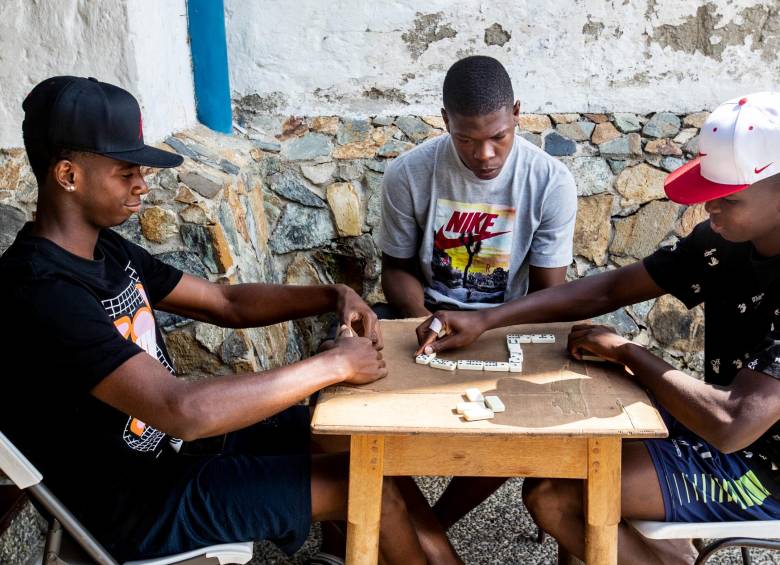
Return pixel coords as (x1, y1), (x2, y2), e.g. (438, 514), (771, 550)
(66, 185), (76, 192)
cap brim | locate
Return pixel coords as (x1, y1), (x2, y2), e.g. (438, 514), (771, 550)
(664, 158), (748, 205)
(102, 144), (184, 168)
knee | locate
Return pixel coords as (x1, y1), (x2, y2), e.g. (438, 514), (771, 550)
(522, 478), (553, 518)
(522, 478), (579, 528)
(380, 477), (409, 519)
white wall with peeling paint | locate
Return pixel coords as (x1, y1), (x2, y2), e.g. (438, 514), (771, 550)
(0, 0), (196, 149)
(225, 0), (779, 117)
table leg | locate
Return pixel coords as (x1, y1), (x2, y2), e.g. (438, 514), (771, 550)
(584, 437), (621, 565)
(346, 435), (385, 565)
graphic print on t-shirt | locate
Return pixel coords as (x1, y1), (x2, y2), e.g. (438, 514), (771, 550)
(431, 199), (515, 304)
(102, 261), (175, 453)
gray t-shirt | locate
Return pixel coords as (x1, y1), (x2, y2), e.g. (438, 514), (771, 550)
(378, 133), (577, 310)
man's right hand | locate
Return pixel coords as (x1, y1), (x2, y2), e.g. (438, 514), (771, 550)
(329, 332), (388, 386)
(414, 310), (489, 356)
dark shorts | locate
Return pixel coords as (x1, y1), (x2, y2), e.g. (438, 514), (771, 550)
(643, 405), (780, 522)
(118, 406), (312, 560)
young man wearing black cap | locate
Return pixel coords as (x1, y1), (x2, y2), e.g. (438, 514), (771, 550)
(0, 76), (461, 564)
(415, 92), (780, 563)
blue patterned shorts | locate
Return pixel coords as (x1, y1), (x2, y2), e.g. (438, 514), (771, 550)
(644, 406), (780, 522)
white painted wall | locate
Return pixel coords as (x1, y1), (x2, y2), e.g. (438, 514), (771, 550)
(126, 0), (197, 144)
(225, 0), (780, 117)
(0, 0), (196, 149)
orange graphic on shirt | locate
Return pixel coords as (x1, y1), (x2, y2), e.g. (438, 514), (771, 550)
(129, 418), (146, 437)
(110, 280), (157, 446)
(105, 263), (174, 454)
(111, 283), (156, 356)
(114, 316), (132, 339)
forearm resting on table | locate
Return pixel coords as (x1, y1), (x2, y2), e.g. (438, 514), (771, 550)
(93, 349), (348, 442)
(618, 343), (778, 454)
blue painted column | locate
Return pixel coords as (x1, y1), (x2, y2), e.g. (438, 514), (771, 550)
(187, 0), (233, 133)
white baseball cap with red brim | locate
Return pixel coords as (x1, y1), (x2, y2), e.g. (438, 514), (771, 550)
(664, 92), (780, 205)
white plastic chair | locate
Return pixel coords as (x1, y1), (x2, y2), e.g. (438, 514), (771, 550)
(629, 519), (780, 564)
(0, 431), (253, 565)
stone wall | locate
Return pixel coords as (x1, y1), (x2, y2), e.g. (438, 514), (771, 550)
(232, 107), (708, 374)
(0, 108), (708, 382)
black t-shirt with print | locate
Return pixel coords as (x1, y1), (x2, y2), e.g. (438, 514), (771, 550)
(644, 220), (780, 493)
(0, 223), (183, 544)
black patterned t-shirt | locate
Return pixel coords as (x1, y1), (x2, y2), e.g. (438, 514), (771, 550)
(0, 223), (184, 544)
(644, 220), (780, 492)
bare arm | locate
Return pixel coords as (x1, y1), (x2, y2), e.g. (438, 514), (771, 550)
(381, 253), (431, 318)
(623, 347), (780, 453)
(568, 325), (780, 453)
(156, 274), (381, 346)
(417, 261), (665, 354)
(527, 265), (567, 293)
(483, 262), (663, 329)
(91, 335), (385, 441)
(157, 274), (343, 327)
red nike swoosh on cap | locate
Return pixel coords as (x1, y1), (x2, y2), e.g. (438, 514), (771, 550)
(434, 227), (510, 250)
(755, 163), (773, 174)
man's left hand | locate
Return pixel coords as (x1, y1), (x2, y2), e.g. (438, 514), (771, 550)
(566, 324), (630, 364)
(336, 285), (383, 350)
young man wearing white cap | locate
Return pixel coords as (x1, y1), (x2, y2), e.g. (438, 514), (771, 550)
(415, 92), (780, 563)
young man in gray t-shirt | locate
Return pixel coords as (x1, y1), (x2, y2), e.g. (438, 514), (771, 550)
(378, 56), (577, 316)
(376, 56), (578, 529)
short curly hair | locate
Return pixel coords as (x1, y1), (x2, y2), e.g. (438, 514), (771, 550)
(443, 56), (514, 117)
(24, 137), (89, 185)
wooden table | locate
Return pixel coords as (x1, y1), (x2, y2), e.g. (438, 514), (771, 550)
(311, 320), (668, 565)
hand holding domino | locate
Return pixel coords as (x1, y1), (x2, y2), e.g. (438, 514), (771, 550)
(414, 316), (448, 357)
(429, 317), (446, 338)
(412, 330), (560, 374)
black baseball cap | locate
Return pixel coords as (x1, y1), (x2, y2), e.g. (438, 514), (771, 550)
(22, 76), (183, 168)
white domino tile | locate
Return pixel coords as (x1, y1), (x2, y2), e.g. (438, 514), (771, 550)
(430, 358), (457, 371)
(531, 334), (555, 344)
(462, 406), (495, 421)
(429, 317), (446, 338)
(456, 401), (485, 415)
(484, 395), (505, 413)
(509, 361), (523, 373)
(415, 353), (436, 365)
(464, 388), (484, 402)
(484, 361), (510, 372)
(580, 353), (606, 363)
(457, 360), (484, 371)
